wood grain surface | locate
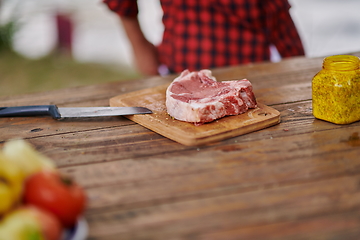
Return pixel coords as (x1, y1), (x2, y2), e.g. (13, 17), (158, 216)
(1, 53), (360, 240)
(110, 84), (280, 146)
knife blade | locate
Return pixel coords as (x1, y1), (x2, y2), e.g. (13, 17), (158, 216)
(0, 105), (152, 119)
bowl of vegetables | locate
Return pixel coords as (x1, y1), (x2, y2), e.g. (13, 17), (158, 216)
(0, 139), (87, 240)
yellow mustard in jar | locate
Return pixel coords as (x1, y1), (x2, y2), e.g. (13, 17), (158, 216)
(312, 55), (360, 124)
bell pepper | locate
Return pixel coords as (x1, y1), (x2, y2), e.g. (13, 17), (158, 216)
(0, 154), (24, 215)
(2, 139), (56, 178)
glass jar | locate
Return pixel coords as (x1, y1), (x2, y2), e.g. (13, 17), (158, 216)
(312, 55), (360, 124)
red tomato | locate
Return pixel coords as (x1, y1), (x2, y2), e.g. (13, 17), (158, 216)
(23, 171), (86, 228)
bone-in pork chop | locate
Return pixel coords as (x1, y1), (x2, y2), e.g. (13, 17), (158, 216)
(166, 69), (257, 124)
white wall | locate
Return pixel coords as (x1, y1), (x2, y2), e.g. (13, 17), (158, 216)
(290, 0), (360, 57)
(1, 0), (360, 67)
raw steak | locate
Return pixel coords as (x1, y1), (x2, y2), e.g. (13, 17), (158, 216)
(166, 69), (257, 124)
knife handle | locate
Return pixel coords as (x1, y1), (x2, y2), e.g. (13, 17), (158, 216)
(0, 105), (61, 119)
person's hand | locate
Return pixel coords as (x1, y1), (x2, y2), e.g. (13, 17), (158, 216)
(132, 39), (159, 76)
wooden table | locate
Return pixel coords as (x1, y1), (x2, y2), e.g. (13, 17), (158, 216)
(1, 53), (360, 240)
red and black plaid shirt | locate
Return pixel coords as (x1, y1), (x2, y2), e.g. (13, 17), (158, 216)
(104, 0), (304, 73)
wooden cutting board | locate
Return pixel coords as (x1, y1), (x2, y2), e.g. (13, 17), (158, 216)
(110, 84), (280, 146)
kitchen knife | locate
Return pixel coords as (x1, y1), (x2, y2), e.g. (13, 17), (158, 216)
(0, 105), (152, 119)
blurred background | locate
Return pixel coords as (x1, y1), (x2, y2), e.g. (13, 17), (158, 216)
(1, 0), (360, 96)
